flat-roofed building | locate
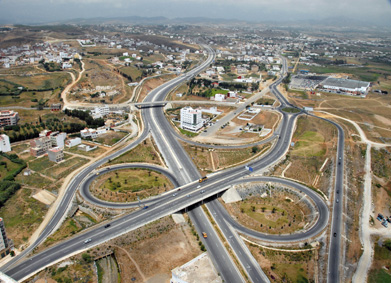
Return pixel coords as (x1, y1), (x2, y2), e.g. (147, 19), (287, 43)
(320, 77), (370, 96)
(0, 110), (19, 127)
(48, 147), (64, 163)
(30, 136), (52, 157)
(180, 107), (204, 132)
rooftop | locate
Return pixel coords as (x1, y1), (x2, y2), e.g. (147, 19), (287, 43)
(322, 77), (370, 89)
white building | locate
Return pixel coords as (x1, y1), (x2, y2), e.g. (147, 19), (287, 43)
(180, 107), (204, 132)
(91, 105), (110, 119)
(50, 132), (67, 149)
(80, 127), (108, 139)
(214, 93), (226, 102)
(65, 137), (82, 148)
(48, 147), (64, 163)
(0, 134), (11, 153)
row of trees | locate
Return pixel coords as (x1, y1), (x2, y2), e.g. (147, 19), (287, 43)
(0, 153), (26, 208)
(2, 119), (86, 143)
(64, 109), (105, 128)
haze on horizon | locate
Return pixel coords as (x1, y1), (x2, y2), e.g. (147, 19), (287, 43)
(0, 0), (390, 26)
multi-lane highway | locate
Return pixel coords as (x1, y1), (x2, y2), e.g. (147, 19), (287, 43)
(1, 46), (346, 283)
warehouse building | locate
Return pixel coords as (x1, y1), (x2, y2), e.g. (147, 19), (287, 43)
(319, 77), (370, 96)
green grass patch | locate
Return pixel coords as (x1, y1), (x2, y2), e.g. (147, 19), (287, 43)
(99, 168), (170, 193)
(368, 269), (391, 283)
(178, 127), (199, 137)
(282, 107), (301, 113)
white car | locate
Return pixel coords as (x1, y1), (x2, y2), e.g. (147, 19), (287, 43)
(84, 238), (91, 244)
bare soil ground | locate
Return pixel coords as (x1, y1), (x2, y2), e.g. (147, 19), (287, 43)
(281, 116), (337, 194)
(106, 216), (202, 283)
(137, 75), (176, 103)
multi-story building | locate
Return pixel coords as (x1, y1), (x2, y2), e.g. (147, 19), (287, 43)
(80, 127), (107, 139)
(65, 137), (82, 148)
(180, 107), (204, 132)
(50, 132), (67, 149)
(30, 136), (52, 157)
(0, 218), (12, 258)
(0, 110), (19, 127)
(48, 147), (64, 163)
(0, 134), (11, 153)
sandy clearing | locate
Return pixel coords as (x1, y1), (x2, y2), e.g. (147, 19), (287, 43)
(32, 190), (56, 205)
(374, 114), (391, 127)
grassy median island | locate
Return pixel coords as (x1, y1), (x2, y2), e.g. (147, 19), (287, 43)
(109, 137), (163, 166)
(91, 168), (174, 202)
(223, 192), (312, 235)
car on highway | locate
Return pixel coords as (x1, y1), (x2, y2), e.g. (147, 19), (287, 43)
(104, 224), (111, 228)
(333, 233), (337, 237)
(143, 206), (149, 209)
(202, 232), (207, 238)
(84, 238), (92, 244)
(172, 193), (177, 197)
(200, 190), (205, 194)
(186, 194), (191, 198)
(197, 185), (201, 189)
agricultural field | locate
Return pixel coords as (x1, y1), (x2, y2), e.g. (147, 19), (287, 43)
(91, 168), (174, 202)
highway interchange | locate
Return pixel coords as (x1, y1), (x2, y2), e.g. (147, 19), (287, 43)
(1, 45), (345, 283)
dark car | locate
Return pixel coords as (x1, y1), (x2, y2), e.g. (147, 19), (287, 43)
(104, 224), (111, 228)
(333, 233), (337, 237)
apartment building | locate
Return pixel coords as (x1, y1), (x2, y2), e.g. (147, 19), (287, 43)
(48, 147), (64, 163)
(0, 110), (19, 127)
(30, 136), (52, 157)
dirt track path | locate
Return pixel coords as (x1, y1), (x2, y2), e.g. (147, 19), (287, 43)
(61, 60), (85, 106)
(112, 244), (147, 282)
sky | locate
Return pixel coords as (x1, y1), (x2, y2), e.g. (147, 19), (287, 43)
(0, 0), (390, 26)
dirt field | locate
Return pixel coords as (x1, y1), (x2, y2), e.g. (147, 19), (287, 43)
(136, 75), (176, 103)
(223, 192), (313, 235)
(281, 115), (337, 193)
(212, 110), (279, 142)
(91, 168), (174, 202)
(94, 131), (128, 146)
(287, 86), (391, 142)
(105, 216), (202, 283)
